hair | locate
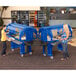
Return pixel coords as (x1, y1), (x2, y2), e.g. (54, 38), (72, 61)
(1, 25), (6, 30)
(3, 25), (6, 27)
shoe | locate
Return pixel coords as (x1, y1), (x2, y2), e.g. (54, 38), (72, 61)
(29, 52), (32, 55)
(61, 58), (67, 61)
(66, 57), (69, 59)
(2, 54), (6, 56)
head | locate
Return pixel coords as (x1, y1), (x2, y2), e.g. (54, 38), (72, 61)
(63, 24), (68, 28)
(64, 24), (67, 26)
(2, 25), (6, 30)
(12, 18), (17, 24)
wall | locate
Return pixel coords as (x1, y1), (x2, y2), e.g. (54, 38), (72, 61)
(2, 6), (40, 25)
(0, 6), (2, 17)
(49, 20), (76, 27)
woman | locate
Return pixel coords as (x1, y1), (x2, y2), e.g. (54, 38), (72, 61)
(58, 24), (70, 60)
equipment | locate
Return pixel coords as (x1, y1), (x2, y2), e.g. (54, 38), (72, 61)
(5, 23), (37, 57)
(39, 24), (72, 59)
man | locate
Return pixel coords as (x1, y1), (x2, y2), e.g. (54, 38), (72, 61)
(1, 25), (7, 56)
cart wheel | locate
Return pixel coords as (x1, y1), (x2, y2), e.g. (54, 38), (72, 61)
(11, 49), (14, 52)
(50, 56), (53, 59)
(21, 54), (24, 57)
(29, 52), (32, 55)
(43, 54), (46, 56)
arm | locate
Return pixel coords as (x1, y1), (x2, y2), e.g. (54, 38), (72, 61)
(62, 24), (69, 40)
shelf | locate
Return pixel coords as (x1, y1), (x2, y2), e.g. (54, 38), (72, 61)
(11, 11), (29, 25)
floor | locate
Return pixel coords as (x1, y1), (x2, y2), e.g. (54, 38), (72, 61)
(0, 39), (76, 70)
(0, 28), (76, 70)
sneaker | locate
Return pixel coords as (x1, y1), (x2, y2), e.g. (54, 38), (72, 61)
(61, 58), (67, 61)
(29, 52), (32, 55)
(2, 54), (6, 56)
(66, 57), (69, 60)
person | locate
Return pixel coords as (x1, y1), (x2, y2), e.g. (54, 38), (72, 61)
(1, 25), (7, 56)
(12, 18), (17, 23)
(57, 24), (70, 60)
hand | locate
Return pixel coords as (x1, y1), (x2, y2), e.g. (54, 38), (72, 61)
(60, 39), (64, 41)
(61, 38), (67, 41)
(64, 38), (68, 40)
(7, 38), (11, 41)
(57, 36), (61, 40)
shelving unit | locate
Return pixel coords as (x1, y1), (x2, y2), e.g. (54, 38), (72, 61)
(49, 7), (76, 20)
(29, 11), (38, 27)
(11, 11), (29, 25)
(37, 11), (46, 27)
(29, 11), (35, 23)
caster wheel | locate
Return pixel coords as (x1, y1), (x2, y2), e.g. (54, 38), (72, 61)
(21, 54), (24, 57)
(29, 52), (32, 55)
(50, 56), (53, 59)
(11, 49), (14, 52)
(43, 54), (46, 56)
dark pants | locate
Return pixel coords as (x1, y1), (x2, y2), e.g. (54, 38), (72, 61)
(62, 43), (69, 58)
(1, 41), (7, 55)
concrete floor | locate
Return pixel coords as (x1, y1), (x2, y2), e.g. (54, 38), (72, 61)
(0, 29), (76, 70)
(0, 40), (76, 70)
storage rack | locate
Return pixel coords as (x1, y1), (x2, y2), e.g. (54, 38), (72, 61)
(11, 11), (29, 25)
(37, 11), (46, 27)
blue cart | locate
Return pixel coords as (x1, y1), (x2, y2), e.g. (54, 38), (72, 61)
(5, 23), (37, 57)
(39, 24), (72, 59)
